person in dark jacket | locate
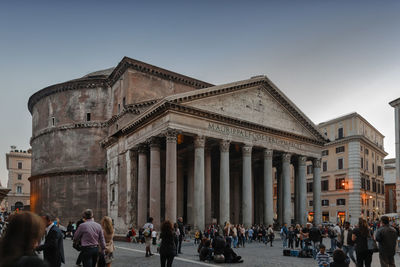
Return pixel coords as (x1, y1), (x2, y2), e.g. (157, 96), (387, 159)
(199, 239), (213, 261)
(223, 242), (243, 263)
(36, 214), (65, 267)
(212, 232), (226, 255)
(375, 216), (398, 267)
(177, 217), (185, 254)
(352, 218), (373, 267)
(159, 220), (176, 267)
(0, 211), (49, 267)
(340, 222), (356, 265)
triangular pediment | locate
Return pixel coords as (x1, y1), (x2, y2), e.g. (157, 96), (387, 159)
(171, 79), (323, 141)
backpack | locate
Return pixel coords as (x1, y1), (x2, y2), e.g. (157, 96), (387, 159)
(143, 228), (151, 237)
(328, 228), (337, 238)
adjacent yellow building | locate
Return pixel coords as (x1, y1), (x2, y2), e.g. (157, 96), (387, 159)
(306, 113), (387, 225)
(3, 147), (32, 211)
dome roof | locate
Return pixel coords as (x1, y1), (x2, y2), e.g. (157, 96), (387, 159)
(82, 67), (115, 78)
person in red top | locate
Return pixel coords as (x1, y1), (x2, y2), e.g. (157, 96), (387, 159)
(74, 209), (106, 267)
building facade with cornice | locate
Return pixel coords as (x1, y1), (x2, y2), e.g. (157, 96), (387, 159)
(384, 158), (397, 213)
(306, 113), (387, 225)
(3, 148), (32, 212)
(28, 57), (327, 233)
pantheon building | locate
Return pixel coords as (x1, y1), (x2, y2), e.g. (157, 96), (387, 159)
(28, 57), (326, 233)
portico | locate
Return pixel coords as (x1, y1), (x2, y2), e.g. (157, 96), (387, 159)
(104, 76), (326, 232)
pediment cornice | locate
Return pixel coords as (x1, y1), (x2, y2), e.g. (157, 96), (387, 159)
(101, 101), (326, 148)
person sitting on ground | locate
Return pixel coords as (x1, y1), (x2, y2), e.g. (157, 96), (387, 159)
(316, 244), (330, 267)
(223, 242), (243, 263)
(199, 239), (213, 262)
(197, 237), (208, 253)
(330, 249), (350, 267)
(212, 231), (226, 255)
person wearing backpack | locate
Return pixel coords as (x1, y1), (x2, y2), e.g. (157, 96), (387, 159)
(329, 225), (338, 251)
(309, 224), (322, 259)
(143, 217), (154, 257)
(281, 224), (288, 248)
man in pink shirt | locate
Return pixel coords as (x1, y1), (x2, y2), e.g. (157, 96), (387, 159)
(73, 209), (106, 267)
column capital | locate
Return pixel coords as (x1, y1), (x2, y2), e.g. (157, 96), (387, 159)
(137, 143), (147, 154)
(263, 148), (273, 159)
(313, 158), (321, 168)
(282, 153), (291, 163)
(194, 136), (206, 148)
(298, 156), (307, 166)
(148, 136), (161, 148)
(242, 145), (252, 156)
(164, 129), (179, 143)
(219, 140), (230, 152)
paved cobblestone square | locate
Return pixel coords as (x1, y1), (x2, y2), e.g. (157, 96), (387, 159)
(62, 238), (400, 267)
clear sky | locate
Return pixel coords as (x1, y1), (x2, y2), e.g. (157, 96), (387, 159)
(0, 0), (399, 186)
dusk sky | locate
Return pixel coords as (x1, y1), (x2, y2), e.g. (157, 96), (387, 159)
(0, 1), (399, 186)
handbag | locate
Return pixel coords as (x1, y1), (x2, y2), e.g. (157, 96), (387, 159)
(72, 240), (82, 251)
(367, 237), (378, 252)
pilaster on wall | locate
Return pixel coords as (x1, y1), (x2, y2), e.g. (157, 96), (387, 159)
(348, 141), (361, 226)
(395, 106), (400, 213)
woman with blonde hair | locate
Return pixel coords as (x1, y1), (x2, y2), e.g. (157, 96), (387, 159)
(100, 216), (115, 267)
(0, 211), (48, 267)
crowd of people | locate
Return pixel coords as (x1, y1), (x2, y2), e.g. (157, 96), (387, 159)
(278, 216), (399, 267)
(0, 209), (114, 267)
(1, 209), (399, 267)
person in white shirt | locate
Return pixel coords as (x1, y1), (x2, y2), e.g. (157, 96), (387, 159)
(152, 229), (157, 245)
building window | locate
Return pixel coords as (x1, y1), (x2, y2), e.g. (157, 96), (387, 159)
(372, 163), (375, 174)
(381, 184), (384, 194)
(336, 178), (346, 190)
(336, 146), (345, 153)
(338, 127), (344, 139)
(373, 200), (376, 207)
(377, 166), (382, 176)
(17, 174), (22, 180)
(16, 186), (22, 194)
(322, 212), (329, 222)
(366, 178), (371, 191)
(18, 162), (22, 169)
(322, 150), (329, 156)
(337, 199), (346, 205)
(365, 148), (369, 155)
(307, 182), (313, 193)
(111, 187), (115, 202)
(338, 158), (344, 170)
(366, 160), (369, 171)
(377, 181), (381, 194)
(360, 146), (363, 152)
(322, 199), (329, 206)
(372, 179), (376, 192)
(86, 113), (91, 121)
(323, 161), (327, 172)
(361, 176), (366, 189)
(361, 157), (364, 169)
(321, 180), (329, 191)
(307, 165), (313, 174)
(123, 97), (126, 107)
(309, 200), (313, 207)
(52, 117), (55, 126)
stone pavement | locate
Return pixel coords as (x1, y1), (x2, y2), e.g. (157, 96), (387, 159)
(62, 238), (400, 267)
